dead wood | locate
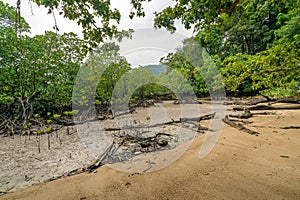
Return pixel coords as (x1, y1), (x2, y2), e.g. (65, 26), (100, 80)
(245, 99), (271, 106)
(224, 118), (252, 124)
(173, 99), (201, 105)
(280, 155), (290, 158)
(85, 132), (174, 172)
(259, 93), (300, 104)
(180, 113), (216, 122)
(116, 132), (172, 149)
(229, 110), (253, 119)
(104, 124), (171, 131)
(280, 126), (300, 129)
(86, 142), (117, 172)
(251, 112), (276, 115)
(223, 116), (259, 136)
(233, 104), (300, 111)
(269, 99), (300, 104)
(104, 113), (216, 131)
(112, 108), (136, 118)
(227, 93), (299, 106)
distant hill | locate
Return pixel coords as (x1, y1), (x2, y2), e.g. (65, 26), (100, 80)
(143, 65), (166, 76)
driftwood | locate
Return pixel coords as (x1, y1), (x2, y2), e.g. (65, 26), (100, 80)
(229, 110), (253, 119)
(238, 98), (300, 106)
(180, 113), (216, 121)
(251, 111), (276, 115)
(229, 111), (275, 121)
(227, 93), (299, 106)
(86, 113), (216, 172)
(86, 142), (117, 172)
(280, 155), (290, 158)
(112, 108), (136, 118)
(173, 99), (201, 105)
(280, 126), (300, 129)
(116, 132), (171, 148)
(259, 94), (300, 104)
(85, 132), (174, 172)
(269, 99), (300, 104)
(224, 118), (252, 124)
(228, 110), (274, 119)
(233, 104), (300, 111)
(223, 116), (259, 136)
(104, 113), (216, 131)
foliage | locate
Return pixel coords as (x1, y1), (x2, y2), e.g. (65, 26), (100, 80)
(1, 0), (300, 136)
(73, 41), (131, 110)
(112, 66), (157, 103)
(221, 45), (299, 95)
(27, 0), (139, 48)
(221, 3), (300, 96)
(0, 31), (85, 111)
(28, 0), (252, 48)
(153, 0), (297, 57)
(160, 38), (223, 95)
(154, 0), (299, 97)
(15, 0), (300, 97)
(0, 2), (86, 135)
(0, 1), (30, 31)
(157, 69), (195, 97)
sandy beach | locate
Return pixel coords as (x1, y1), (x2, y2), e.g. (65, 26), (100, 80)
(0, 100), (299, 199)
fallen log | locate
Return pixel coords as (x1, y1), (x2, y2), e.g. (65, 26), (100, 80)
(252, 112), (276, 115)
(104, 113), (216, 131)
(271, 99), (300, 104)
(223, 116), (259, 136)
(280, 126), (300, 129)
(233, 104), (300, 111)
(86, 141), (117, 172)
(259, 93), (300, 104)
(229, 110), (252, 119)
(104, 122), (176, 131)
(224, 118), (252, 124)
(112, 108), (136, 118)
(86, 132), (175, 171)
(227, 93), (299, 106)
(180, 113), (216, 122)
(116, 132), (173, 141)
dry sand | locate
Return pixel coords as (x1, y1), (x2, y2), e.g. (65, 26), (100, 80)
(0, 100), (299, 200)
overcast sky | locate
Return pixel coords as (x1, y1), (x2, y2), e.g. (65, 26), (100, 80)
(3, 0), (192, 66)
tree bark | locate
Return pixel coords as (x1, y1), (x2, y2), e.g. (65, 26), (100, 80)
(223, 116), (259, 136)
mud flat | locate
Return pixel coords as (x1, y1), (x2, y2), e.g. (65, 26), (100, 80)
(0, 101), (214, 193)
